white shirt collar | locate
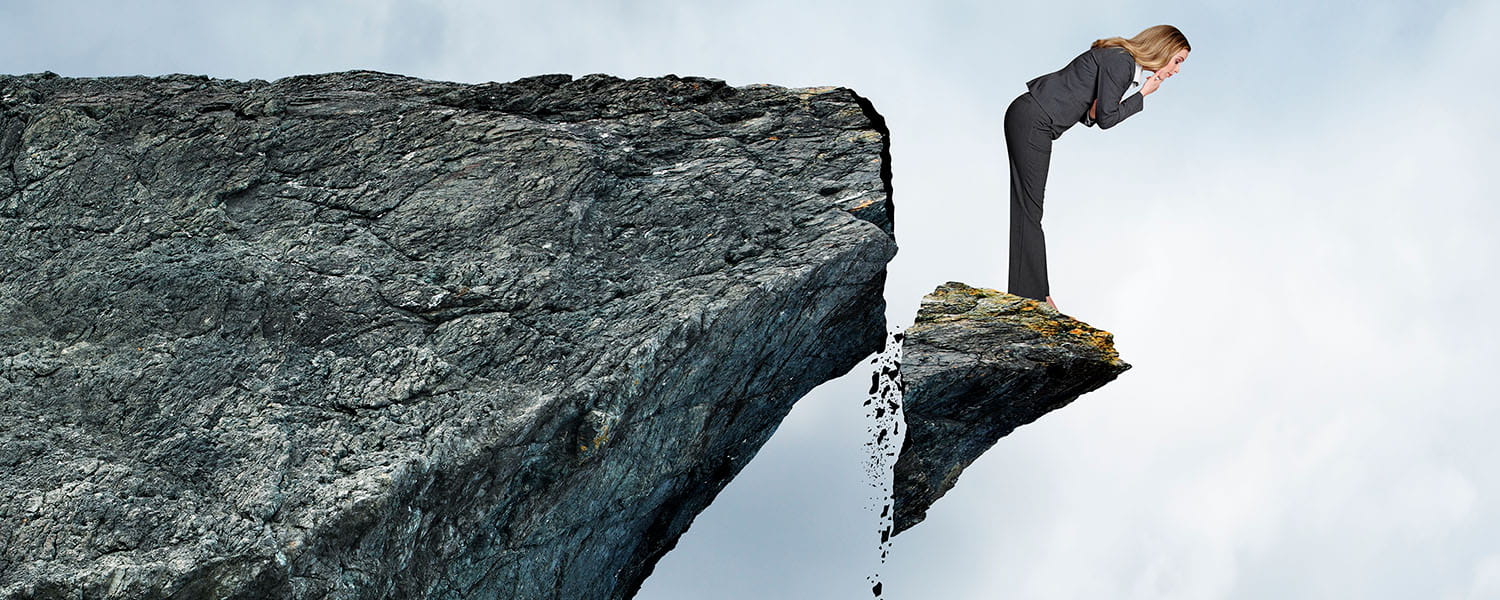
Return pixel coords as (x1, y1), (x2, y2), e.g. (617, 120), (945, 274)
(1115, 62), (1146, 102)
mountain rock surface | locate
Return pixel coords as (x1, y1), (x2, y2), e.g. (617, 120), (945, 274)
(0, 70), (895, 599)
(892, 282), (1129, 535)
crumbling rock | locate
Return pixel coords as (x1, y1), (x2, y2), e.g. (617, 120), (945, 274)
(892, 282), (1129, 535)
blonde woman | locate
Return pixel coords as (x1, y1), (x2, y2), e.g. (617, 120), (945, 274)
(1005, 25), (1191, 311)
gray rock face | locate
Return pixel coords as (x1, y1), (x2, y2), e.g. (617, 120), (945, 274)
(0, 70), (895, 599)
(892, 282), (1128, 535)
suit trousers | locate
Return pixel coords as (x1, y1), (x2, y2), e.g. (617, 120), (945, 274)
(1004, 91), (1063, 301)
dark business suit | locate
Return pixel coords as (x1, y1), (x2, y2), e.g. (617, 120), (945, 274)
(1006, 46), (1145, 301)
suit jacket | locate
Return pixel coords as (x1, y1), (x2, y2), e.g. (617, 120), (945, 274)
(1026, 45), (1145, 134)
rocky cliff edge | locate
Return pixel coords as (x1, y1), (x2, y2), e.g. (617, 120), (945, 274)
(892, 282), (1130, 535)
(0, 70), (894, 599)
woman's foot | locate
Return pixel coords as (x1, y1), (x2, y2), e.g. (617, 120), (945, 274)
(1045, 295), (1058, 311)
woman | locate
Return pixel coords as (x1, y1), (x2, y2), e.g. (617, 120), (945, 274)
(1005, 25), (1191, 311)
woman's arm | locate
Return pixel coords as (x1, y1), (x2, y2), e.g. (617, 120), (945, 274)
(1089, 73), (1161, 121)
(1091, 50), (1144, 129)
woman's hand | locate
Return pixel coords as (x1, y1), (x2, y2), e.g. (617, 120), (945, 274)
(1090, 72), (1165, 119)
(1142, 73), (1163, 96)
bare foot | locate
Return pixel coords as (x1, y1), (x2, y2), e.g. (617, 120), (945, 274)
(1045, 295), (1058, 311)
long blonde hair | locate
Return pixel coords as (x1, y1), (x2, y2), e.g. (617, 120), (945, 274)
(1092, 25), (1191, 70)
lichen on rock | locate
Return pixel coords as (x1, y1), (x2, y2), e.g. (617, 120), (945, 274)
(892, 282), (1129, 535)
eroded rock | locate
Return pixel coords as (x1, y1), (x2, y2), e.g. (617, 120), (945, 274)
(892, 282), (1129, 535)
(0, 70), (895, 599)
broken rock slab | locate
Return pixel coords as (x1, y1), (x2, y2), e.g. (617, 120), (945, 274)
(891, 282), (1130, 535)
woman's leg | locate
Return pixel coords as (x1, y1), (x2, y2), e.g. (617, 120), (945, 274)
(1004, 94), (1054, 301)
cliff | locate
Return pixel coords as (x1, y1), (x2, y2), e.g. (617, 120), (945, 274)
(0, 70), (894, 599)
(892, 282), (1130, 535)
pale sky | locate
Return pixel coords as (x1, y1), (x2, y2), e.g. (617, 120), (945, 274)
(5, 1), (1497, 598)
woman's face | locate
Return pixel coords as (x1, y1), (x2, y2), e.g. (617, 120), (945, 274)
(1156, 48), (1189, 80)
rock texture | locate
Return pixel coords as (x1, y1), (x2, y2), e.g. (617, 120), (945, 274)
(892, 282), (1129, 535)
(0, 70), (895, 599)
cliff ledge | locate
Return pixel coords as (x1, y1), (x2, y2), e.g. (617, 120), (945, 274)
(0, 70), (895, 599)
(893, 282), (1129, 534)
